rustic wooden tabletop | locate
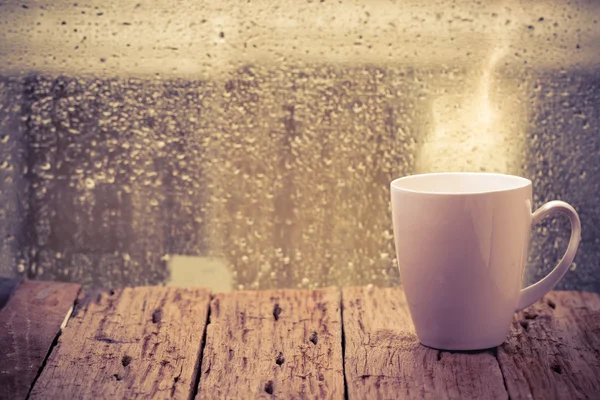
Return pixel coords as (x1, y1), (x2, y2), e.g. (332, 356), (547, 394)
(0, 279), (599, 400)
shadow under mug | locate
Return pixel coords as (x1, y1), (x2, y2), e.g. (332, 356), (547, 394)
(391, 172), (581, 350)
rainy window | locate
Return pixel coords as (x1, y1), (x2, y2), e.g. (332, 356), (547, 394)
(0, 0), (599, 291)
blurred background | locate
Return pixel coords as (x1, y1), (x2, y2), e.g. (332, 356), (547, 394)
(0, 0), (598, 292)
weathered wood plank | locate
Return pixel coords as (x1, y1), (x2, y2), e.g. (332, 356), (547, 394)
(198, 288), (344, 399)
(498, 291), (600, 400)
(29, 287), (211, 399)
(0, 280), (80, 400)
(342, 286), (508, 400)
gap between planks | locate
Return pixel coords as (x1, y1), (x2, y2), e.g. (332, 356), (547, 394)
(29, 288), (345, 399)
(341, 286), (508, 400)
(26, 292), (81, 399)
(29, 287), (212, 399)
(190, 296), (212, 400)
(197, 287), (345, 399)
(24, 288), (213, 400)
(0, 280), (81, 400)
(7, 283), (599, 400)
(341, 287), (600, 400)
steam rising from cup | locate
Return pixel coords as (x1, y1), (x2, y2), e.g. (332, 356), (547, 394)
(415, 41), (524, 174)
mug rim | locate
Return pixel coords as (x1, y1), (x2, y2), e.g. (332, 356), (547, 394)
(391, 172), (532, 196)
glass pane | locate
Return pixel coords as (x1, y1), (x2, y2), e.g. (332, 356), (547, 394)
(0, 0), (598, 291)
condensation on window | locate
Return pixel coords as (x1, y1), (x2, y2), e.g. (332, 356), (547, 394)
(0, 0), (599, 291)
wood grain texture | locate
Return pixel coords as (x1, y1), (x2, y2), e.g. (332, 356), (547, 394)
(498, 291), (600, 400)
(29, 287), (211, 400)
(198, 288), (344, 399)
(0, 280), (80, 400)
(342, 286), (508, 400)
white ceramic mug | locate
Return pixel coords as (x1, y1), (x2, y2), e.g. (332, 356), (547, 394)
(390, 172), (581, 350)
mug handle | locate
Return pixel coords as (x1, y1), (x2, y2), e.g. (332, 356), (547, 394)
(516, 200), (582, 312)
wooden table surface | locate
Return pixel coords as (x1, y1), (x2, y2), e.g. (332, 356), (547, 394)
(0, 280), (599, 400)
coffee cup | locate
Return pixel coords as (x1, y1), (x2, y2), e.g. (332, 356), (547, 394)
(390, 172), (581, 350)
